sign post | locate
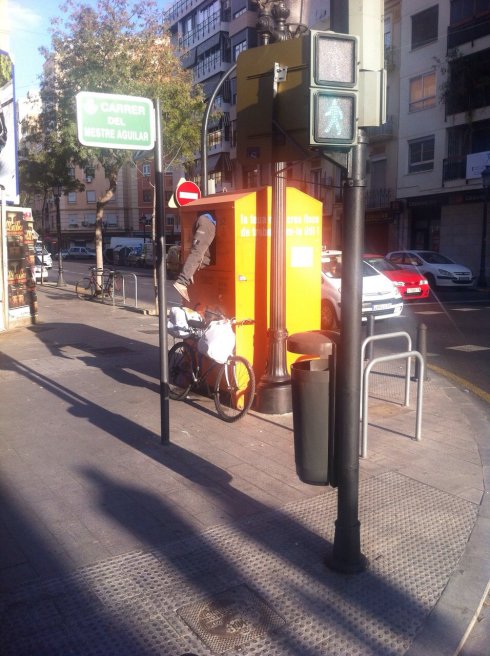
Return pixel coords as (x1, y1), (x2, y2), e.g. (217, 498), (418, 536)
(175, 180), (201, 207)
(76, 91), (155, 150)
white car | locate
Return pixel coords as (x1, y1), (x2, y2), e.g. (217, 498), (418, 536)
(35, 245), (53, 268)
(33, 257), (49, 282)
(321, 250), (403, 330)
(385, 250), (474, 289)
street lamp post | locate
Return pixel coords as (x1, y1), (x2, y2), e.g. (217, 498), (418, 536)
(478, 165), (490, 288)
(252, 0), (308, 414)
(52, 183), (66, 287)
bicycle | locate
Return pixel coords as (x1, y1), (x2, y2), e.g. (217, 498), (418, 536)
(167, 308), (256, 422)
(76, 266), (123, 301)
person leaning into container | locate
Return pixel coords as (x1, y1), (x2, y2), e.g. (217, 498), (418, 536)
(173, 210), (216, 303)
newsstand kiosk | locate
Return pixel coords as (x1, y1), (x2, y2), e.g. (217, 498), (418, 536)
(178, 186), (323, 379)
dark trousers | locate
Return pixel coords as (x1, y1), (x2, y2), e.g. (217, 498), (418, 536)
(177, 214), (216, 286)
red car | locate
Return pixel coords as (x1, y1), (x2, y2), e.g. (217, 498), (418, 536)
(364, 254), (430, 300)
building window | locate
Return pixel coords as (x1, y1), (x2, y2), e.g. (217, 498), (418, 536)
(245, 168), (258, 188)
(208, 129), (222, 148)
(105, 213), (118, 226)
(411, 5), (438, 49)
(143, 190), (152, 203)
(68, 214), (79, 227)
(67, 192), (77, 204)
(408, 137), (435, 173)
(142, 163), (151, 177)
(310, 168), (322, 201)
(86, 190), (96, 203)
(409, 71), (436, 112)
(234, 40), (247, 61)
(83, 213), (97, 226)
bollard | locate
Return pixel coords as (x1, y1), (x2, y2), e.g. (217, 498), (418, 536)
(365, 314), (375, 361)
(413, 323), (429, 381)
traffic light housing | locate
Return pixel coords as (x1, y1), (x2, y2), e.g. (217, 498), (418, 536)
(309, 30), (359, 148)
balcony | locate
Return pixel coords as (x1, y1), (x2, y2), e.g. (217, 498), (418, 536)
(366, 187), (394, 210)
(365, 115), (395, 142)
(193, 54), (230, 83)
(448, 11), (490, 49)
(179, 10), (229, 50)
(165, 0), (201, 25)
(442, 156), (467, 183)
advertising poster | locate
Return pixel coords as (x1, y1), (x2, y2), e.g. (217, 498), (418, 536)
(0, 49), (18, 204)
(6, 207), (37, 325)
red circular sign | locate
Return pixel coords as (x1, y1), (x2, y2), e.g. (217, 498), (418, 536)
(175, 180), (201, 207)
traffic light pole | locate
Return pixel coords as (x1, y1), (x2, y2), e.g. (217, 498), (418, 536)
(322, 0), (368, 575)
(327, 133), (368, 574)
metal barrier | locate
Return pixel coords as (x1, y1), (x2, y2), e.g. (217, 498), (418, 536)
(360, 331), (412, 418)
(361, 350), (425, 458)
(118, 272), (138, 308)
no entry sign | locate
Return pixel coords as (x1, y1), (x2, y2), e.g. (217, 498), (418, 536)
(175, 180), (201, 207)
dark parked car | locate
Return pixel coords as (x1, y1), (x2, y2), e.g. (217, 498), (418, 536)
(113, 246), (134, 266)
(127, 246), (146, 267)
(64, 247), (96, 260)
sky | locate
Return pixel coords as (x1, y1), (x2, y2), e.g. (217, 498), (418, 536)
(7, 0), (81, 98)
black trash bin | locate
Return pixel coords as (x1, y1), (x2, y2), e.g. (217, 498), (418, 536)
(291, 357), (332, 486)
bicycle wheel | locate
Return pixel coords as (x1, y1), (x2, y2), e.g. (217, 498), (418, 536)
(76, 278), (95, 300)
(168, 341), (195, 400)
(214, 355), (255, 422)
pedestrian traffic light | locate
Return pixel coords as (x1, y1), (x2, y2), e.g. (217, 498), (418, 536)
(309, 30), (359, 148)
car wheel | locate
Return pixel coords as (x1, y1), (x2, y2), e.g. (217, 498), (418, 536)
(426, 273), (437, 290)
(321, 300), (338, 330)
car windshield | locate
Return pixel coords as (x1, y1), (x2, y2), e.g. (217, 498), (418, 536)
(322, 256), (380, 278)
(322, 255), (342, 278)
(365, 257), (398, 272)
(417, 251), (454, 264)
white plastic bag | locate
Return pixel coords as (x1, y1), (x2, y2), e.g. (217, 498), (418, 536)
(167, 306), (191, 337)
(197, 320), (235, 364)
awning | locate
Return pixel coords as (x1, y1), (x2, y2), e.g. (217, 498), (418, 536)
(181, 47), (196, 68)
(207, 153), (232, 172)
(196, 32), (221, 56)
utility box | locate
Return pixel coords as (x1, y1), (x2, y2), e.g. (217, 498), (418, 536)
(178, 187), (323, 382)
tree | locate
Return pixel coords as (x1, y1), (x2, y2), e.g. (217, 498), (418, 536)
(23, 0), (205, 274)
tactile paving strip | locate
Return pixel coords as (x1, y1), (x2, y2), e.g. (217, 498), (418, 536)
(0, 471), (477, 656)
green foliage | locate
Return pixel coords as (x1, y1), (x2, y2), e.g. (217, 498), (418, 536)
(21, 0), (205, 207)
(0, 53), (13, 87)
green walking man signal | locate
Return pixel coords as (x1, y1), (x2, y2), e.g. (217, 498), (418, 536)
(236, 30), (359, 162)
(309, 30), (359, 147)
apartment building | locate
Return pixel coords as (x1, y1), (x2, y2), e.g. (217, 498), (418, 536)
(26, 163), (140, 254)
(395, 0), (490, 275)
(165, 0), (239, 192)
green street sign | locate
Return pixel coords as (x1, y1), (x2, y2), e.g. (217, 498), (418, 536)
(76, 91), (155, 150)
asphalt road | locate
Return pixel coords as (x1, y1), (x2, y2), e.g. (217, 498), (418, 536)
(45, 260), (490, 398)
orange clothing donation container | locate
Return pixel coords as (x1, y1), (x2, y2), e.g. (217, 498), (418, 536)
(178, 186), (323, 381)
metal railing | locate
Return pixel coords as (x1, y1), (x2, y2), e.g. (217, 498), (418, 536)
(119, 272), (138, 309)
(360, 332), (424, 458)
(361, 350), (424, 458)
(361, 331), (413, 414)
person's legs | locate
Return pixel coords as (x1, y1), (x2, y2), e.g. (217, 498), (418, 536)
(176, 216), (216, 286)
(173, 215), (216, 302)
